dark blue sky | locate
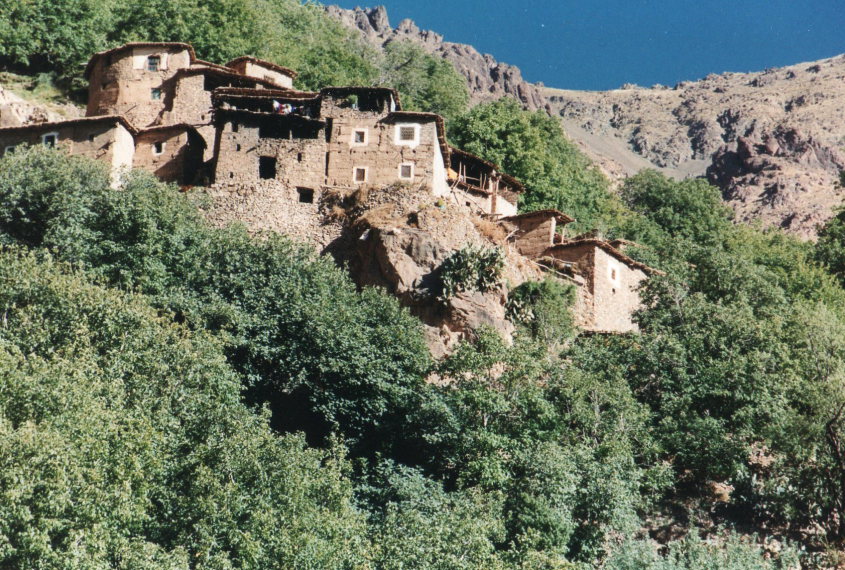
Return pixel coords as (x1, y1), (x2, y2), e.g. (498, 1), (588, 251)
(333, 0), (845, 90)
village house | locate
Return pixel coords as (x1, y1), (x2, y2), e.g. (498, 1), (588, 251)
(0, 41), (660, 334)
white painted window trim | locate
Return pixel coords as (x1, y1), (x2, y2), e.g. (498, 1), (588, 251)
(41, 132), (59, 147)
(353, 166), (369, 184)
(394, 123), (421, 147)
(398, 162), (414, 180)
(350, 128), (369, 146)
(153, 141), (166, 155)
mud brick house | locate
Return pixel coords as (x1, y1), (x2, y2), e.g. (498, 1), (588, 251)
(210, 86), (522, 216)
(0, 41), (661, 334)
(85, 43), (293, 160)
(0, 115), (135, 183)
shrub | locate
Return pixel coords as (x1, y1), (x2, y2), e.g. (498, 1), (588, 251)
(439, 245), (505, 299)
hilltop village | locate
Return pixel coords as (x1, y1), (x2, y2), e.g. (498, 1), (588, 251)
(0, 42), (658, 339)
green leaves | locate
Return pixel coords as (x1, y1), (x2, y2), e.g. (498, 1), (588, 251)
(449, 98), (620, 232)
(439, 245), (505, 300)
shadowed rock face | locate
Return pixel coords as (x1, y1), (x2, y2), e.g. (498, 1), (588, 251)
(325, 5), (549, 111)
(707, 127), (845, 238)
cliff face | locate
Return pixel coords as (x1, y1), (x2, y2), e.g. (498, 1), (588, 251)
(326, 5), (548, 111)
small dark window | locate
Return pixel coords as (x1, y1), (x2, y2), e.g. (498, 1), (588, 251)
(88, 134), (96, 142)
(232, 122), (239, 133)
(229, 172), (234, 179)
(353, 129), (366, 144)
(101, 82), (111, 90)
(297, 187), (314, 203)
(399, 164), (413, 179)
(153, 141), (165, 155)
(236, 144), (242, 151)
(297, 152), (303, 162)
(147, 55), (161, 71)
(151, 88), (162, 101)
(354, 167), (367, 183)
(259, 156), (277, 179)
(42, 133), (58, 147)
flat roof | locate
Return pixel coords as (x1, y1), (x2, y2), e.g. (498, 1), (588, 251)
(0, 115), (136, 135)
(503, 209), (575, 224)
(546, 239), (663, 275)
(85, 42), (196, 79)
(225, 56), (298, 79)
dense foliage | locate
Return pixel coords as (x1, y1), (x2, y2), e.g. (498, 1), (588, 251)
(449, 98), (621, 232)
(3, 145), (820, 568)
(439, 245), (505, 299)
(0, 0), (470, 118)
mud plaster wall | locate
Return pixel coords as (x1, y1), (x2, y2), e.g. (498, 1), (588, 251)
(326, 110), (441, 190)
(134, 129), (191, 183)
(0, 122), (130, 175)
(214, 118), (327, 189)
(201, 180), (343, 249)
(510, 216), (556, 258)
(87, 47), (193, 128)
(167, 74), (216, 158)
(590, 247), (645, 333)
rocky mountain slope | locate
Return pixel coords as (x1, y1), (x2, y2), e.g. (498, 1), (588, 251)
(326, 5), (548, 110)
(329, 6), (845, 238)
(544, 57), (845, 238)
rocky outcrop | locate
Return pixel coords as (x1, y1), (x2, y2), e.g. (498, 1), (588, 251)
(0, 86), (60, 127)
(326, 5), (548, 111)
(340, 188), (538, 357)
(707, 126), (845, 238)
(543, 55), (845, 238)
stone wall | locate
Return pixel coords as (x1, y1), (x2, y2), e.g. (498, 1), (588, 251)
(87, 46), (193, 128)
(214, 114), (327, 189)
(544, 242), (646, 333)
(509, 216), (556, 258)
(201, 180), (343, 250)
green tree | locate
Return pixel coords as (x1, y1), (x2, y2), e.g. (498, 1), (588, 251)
(0, 249), (369, 568)
(449, 98), (620, 232)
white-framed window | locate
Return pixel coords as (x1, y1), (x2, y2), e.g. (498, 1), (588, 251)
(41, 132), (59, 147)
(350, 128), (368, 146)
(398, 162), (414, 180)
(153, 141), (165, 155)
(4, 145), (16, 155)
(353, 166), (368, 184)
(147, 55), (161, 72)
(394, 123), (420, 147)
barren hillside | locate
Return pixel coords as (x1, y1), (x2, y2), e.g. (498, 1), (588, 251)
(544, 57), (845, 238)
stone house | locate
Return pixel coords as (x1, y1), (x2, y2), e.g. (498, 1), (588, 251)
(84, 42), (293, 160)
(0, 116), (135, 184)
(209, 86), (521, 217)
(502, 210), (661, 332)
